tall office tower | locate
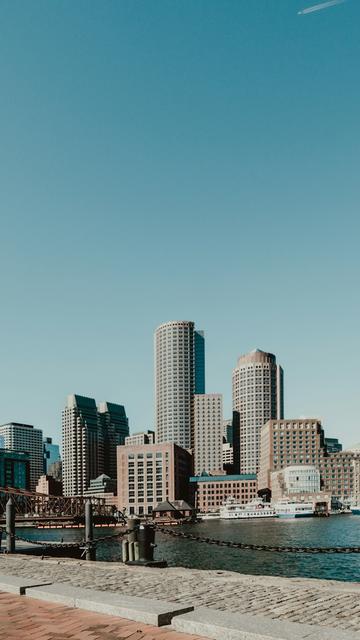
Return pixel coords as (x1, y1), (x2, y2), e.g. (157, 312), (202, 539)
(192, 394), (223, 475)
(155, 320), (205, 449)
(98, 402), (129, 480)
(232, 349), (284, 474)
(62, 395), (103, 497)
(0, 422), (43, 491)
(43, 437), (61, 473)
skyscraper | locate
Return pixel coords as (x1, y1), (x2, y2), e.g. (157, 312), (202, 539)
(232, 349), (284, 474)
(62, 395), (129, 496)
(192, 394), (223, 475)
(155, 320), (205, 449)
(43, 437), (61, 474)
(98, 402), (129, 480)
(62, 395), (101, 497)
(0, 422), (43, 491)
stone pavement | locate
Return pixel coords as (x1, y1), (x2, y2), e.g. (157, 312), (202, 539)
(1, 555), (360, 635)
(0, 591), (205, 640)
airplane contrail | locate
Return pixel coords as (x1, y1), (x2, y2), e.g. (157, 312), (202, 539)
(298, 0), (346, 15)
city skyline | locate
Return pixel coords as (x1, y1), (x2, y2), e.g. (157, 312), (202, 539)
(0, 1), (359, 447)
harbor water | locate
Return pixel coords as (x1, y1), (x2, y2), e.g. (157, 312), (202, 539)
(15, 515), (360, 582)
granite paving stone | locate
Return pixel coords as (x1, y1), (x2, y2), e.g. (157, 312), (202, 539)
(0, 555), (360, 634)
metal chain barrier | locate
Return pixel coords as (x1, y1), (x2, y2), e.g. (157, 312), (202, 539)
(13, 527), (131, 552)
(154, 526), (360, 554)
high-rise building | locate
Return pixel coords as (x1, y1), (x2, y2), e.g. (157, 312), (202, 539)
(325, 437), (343, 454)
(62, 395), (129, 497)
(155, 320), (205, 449)
(257, 418), (325, 492)
(232, 349), (284, 474)
(98, 402), (129, 480)
(62, 395), (101, 497)
(192, 394), (223, 475)
(43, 437), (61, 474)
(0, 449), (30, 490)
(0, 423), (43, 491)
(117, 442), (193, 516)
(223, 419), (233, 445)
(125, 430), (155, 446)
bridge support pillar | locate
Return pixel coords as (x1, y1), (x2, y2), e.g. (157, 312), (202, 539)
(6, 497), (15, 554)
(85, 500), (96, 561)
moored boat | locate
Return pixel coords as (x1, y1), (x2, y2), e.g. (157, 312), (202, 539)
(198, 511), (221, 521)
(220, 497), (277, 520)
(274, 499), (314, 518)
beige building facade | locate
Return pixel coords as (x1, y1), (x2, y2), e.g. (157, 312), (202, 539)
(154, 320), (205, 450)
(320, 450), (360, 502)
(117, 442), (193, 516)
(232, 349), (283, 475)
(192, 394), (223, 475)
(258, 418), (325, 492)
(190, 474), (257, 513)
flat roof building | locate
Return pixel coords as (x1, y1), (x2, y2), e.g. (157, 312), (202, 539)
(190, 474), (257, 513)
(0, 423), (43, 491)
(117, 442), (193, 517)
(258, 418), (325, 493)
(0, 449), (30, 490)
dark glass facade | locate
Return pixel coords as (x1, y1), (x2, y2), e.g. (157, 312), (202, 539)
(0, 449), (30, 490)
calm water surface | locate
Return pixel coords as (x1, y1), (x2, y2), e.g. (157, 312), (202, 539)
(17, 515), (360, 582)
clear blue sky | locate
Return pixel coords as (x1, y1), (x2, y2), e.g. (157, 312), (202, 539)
(0, 0), (359, 448)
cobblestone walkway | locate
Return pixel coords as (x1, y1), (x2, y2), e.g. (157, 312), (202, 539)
(1, 555), (360, 634)
(0, 591), (205, 640)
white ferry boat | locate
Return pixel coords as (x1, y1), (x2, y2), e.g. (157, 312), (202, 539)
(274, 499), (314, 518)
(198, 511), (220, 521)
(220, 497), (277, 520)
(351, 505), (360, 515)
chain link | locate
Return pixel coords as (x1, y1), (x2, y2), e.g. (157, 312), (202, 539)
(154, 526), (360, 554)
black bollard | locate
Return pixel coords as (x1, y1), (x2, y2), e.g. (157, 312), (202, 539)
(85, 500), (96, 561)
(137, 524), (155, 563)
(6, 498), (15, 554)
(127, 517), (140, 542)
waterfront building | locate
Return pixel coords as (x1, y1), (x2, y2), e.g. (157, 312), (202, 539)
(258, 418), (325, 493)
(117, 442), (193, 516)
(35, 474), (62, 496)
(152, 499), (194, 521)
(270, 465), (321, 502)
(0, 449), (30, 490)
(62, 395), (129, 497)
(155, 320), (205, 449)
(190, 474), (257, 513)
(223, 442), (234, 467)
(43, 437), (61, 474)
(320, 449), (360, 503)
(232, 349), (283, 474)
(98, 402), (129, 480)
(192, 394), (223, 476)
(0, 422), (43, 491)
(324, 437), (343, 454)
(125, 430), (155, 446)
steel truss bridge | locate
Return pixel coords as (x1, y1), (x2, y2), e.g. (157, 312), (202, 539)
(0, 486), (116, 523)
